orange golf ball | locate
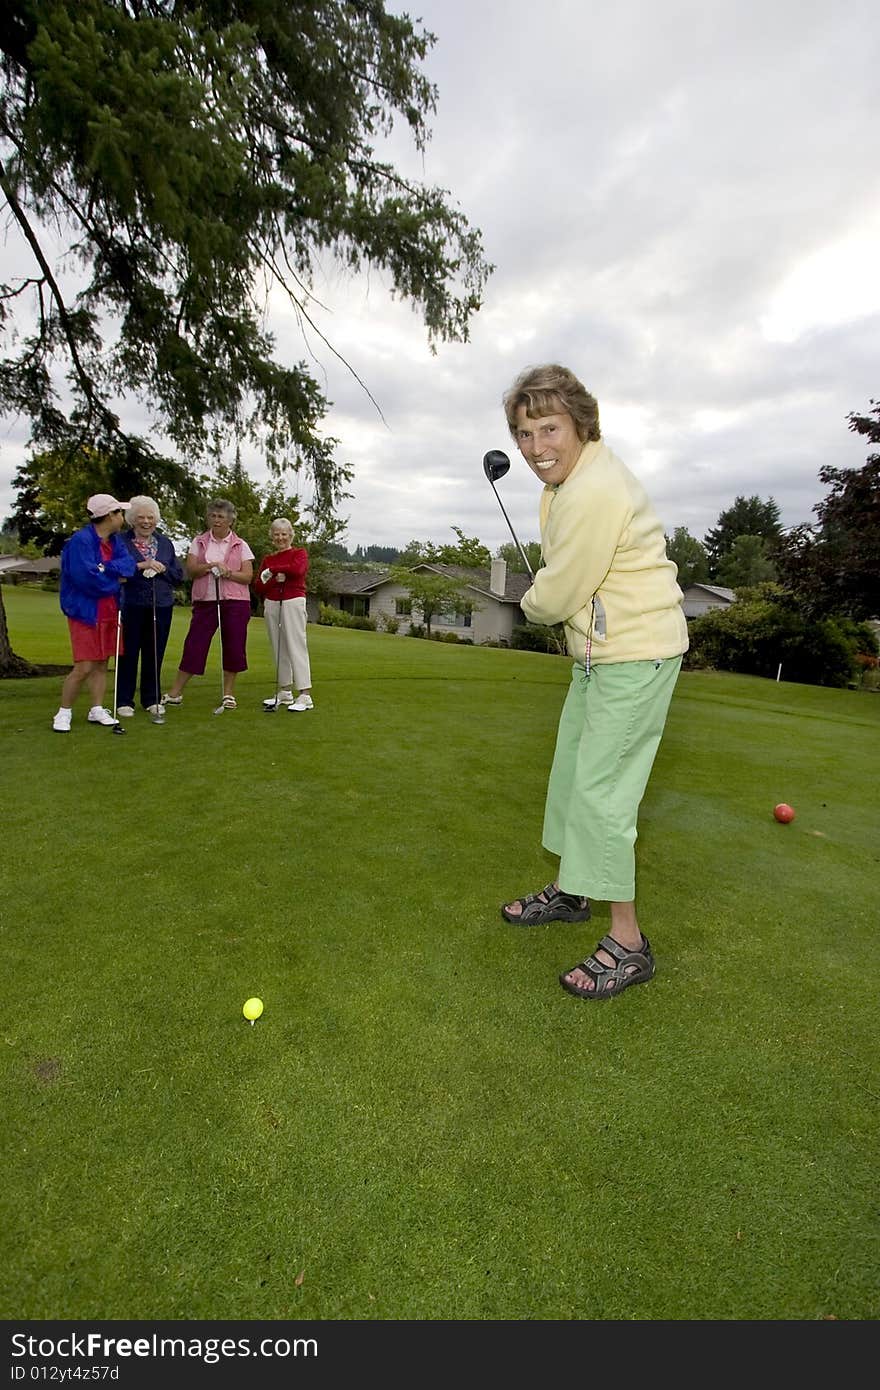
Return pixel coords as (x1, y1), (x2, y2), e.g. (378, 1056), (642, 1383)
(773, 803), (795, 823)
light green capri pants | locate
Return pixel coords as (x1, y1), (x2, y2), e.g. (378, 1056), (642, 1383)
(543, 656), (682, 902)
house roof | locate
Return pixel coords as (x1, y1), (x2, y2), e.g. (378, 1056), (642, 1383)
(325, 562), (531, 604)
(683, 583), (736, 602)
(0, 555), (60, 574)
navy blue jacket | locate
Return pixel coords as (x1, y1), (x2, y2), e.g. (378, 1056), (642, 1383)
(60, 525), (136, 626)
(120, 529), (184, 607)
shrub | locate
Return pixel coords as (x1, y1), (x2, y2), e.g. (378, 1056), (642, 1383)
(686, 593), (860, 687)
(407, 623), (425, 638)
(318, 603), (349, 626)
(510, 623), (565, 654)
(380, 615), (400, 634)
(318, 603), (375, 630)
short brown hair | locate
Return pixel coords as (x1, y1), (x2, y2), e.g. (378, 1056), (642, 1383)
(503, 364), (601, 442)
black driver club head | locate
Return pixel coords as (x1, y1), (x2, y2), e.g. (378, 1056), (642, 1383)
(111, 722), (126, 736)
(482, 450), (510, 484)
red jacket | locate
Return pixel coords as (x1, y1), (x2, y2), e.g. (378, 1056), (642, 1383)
(252, 547), (308, 601)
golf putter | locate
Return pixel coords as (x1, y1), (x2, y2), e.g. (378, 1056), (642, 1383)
(212, 570), (228, 715)
(264, 576), (286, 712)
(111, 601), (126, 735)
(149, 576), (165, 724)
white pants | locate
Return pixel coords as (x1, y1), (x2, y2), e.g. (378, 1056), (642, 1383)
(263, 596), (311, 691)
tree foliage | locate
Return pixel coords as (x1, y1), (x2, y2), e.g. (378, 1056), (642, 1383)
(398, 527), (491, 568)
(774, 402), (880, 620)
(664, 526), (708, 590)
(495, 538), (542, 575)
(685, 584), (871, 688)
(715, 534), (777, 590)
(704, 495), (781, 578)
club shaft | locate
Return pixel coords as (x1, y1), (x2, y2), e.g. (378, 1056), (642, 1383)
(490, 483), (534, 580)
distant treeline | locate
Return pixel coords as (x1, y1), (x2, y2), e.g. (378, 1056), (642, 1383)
(324, 543), (402, 565)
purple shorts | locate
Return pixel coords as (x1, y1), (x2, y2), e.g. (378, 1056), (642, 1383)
(179, 600), (250, 674)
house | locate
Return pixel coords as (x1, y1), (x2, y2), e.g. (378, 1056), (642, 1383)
(0, 555), (61, 580)
(681, 583), (736, 619)
(322, 559), (532, 644)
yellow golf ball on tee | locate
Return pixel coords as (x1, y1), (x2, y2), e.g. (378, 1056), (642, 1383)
(243, 997), (264, 1023)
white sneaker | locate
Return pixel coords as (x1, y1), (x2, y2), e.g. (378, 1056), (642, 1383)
(117, 705), (135, 717)
(263, 690), (293, 708)
(146, 703), (165, 717)
(53, 708), (72, 733)
(288, 693), (314, 712)
(162, 693), (183, 706)
(87, 706), (118, 726)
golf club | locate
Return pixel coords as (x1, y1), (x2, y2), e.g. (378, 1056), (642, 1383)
(111, 599), (126, 736)
(149, 576), (165, 724)
(482, 450), (535, 580)
(212, 570), (228, 715)
(263, 576), (286, 712)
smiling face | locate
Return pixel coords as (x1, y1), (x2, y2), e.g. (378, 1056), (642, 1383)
(270, 522), (292, 549)
(132, 508), (158, 539)
(513, 403), (584, 486)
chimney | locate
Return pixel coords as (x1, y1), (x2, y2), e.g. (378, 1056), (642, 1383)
(490, 557), (507, 597)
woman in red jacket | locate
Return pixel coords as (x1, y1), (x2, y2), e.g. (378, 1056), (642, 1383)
(252, 518), (313, 712)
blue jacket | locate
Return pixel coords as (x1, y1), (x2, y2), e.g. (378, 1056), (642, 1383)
(120, 529), (184, 607)
(60, 525), (137, 626)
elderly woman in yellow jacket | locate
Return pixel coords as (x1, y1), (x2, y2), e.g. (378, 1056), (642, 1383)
(500, 364), (688, 1001)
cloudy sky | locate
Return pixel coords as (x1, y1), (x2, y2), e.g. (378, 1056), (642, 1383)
(2, 0), (878, 556)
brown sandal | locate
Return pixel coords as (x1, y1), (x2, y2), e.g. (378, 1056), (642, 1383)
(501, 882), (591, 926)
(560, 934), (655, 999)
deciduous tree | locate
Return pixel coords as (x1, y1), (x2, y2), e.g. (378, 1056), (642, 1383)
(390, 565), (476, 637)
(775, 402), (880, 620)
(665, 527), (708, 589)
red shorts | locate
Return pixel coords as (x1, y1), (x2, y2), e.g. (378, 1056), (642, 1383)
(68, 616), (122, 662)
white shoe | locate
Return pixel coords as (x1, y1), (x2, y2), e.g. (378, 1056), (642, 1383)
(117, 705), (135, 717)
(87, 706), (118, 726)
(146, 703), (165, 717)
(53, 708), (72, 733)
(288, 693), (314, 712)
(263, 689), (294, 708)
(162, 693), (183, 705)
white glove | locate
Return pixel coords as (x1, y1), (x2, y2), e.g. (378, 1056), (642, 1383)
(210, 566), (222, 577)
(260, 568), (273, 584)
(143, 568), (157, 579)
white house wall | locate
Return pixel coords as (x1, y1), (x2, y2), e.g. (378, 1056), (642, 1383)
(356, 581), (522, 644)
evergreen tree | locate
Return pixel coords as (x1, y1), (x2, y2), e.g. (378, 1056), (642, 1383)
(704, 496), (782, 578)
(0, 0), (490, 673)
(715, 534), (777, 590)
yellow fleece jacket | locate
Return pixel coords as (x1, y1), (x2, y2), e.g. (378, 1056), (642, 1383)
(520, 438), (689, 665)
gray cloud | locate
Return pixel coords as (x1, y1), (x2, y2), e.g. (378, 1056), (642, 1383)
(2, 0), (877, 562)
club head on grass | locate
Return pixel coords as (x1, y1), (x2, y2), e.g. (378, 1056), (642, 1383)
(483, 450), (511, 484)
(111, 722), (126, 736)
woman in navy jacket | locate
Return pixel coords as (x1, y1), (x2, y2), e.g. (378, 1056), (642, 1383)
(117, 496), (184, 717)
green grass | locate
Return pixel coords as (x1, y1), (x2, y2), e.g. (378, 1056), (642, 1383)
(2, 586), (879, 1320)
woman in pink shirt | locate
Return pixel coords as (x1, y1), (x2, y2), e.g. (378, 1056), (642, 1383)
(163, 499), (254, 711)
